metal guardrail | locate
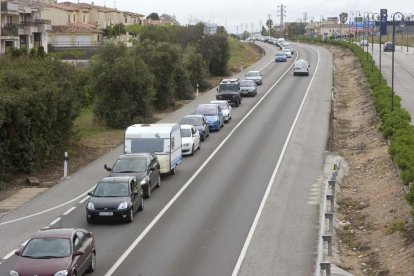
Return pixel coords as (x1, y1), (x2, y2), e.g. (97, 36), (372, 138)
(315, 161), (340, 276)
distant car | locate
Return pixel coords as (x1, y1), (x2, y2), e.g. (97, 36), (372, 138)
(194, 104), (224, 131)
(180, 124), (201, 156)
(282, 48), (292, 58)
(181, 114), (210, 141)
(245, 70), (263, 85)
(239, 79), (257, 97)
(10, 228), (96, 276)
(275, 51), (287, 62)
(359, 40), (369, 46)
(104, 153), (161, 199)
(210, 100), (232, 122)
(384, 42), (395, 52)
(293, 59), (310, 76)
(86, 176), (144, 223)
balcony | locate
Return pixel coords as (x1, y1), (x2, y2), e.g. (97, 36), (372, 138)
(0, 26), (19, 39)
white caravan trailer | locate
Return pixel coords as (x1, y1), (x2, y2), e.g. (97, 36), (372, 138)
(124, 123), (182, 175)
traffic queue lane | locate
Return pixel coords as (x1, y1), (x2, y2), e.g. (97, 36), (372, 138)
(0, 42), (332, 276)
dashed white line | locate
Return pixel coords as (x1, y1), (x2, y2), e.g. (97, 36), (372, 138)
(63, 207), (76, 216)
(49, 217), (61, 226)
(3, 250), (16, 260)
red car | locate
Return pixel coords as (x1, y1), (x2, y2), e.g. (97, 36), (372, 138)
(10, 228), (96, 276)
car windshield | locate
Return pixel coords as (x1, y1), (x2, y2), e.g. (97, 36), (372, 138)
(246, 72), (260, 77)
(211, 102), (227, 109)
(112, 159), (146, 173)
(94, 182), (129, 197)
(22, 238), (71, 258)
(276, 52), (285, 56)
(219, 83), (238, 92)
(181, 117), (203, 126)
(195, 106), (217, 116)
(240, 81), (255, 87)
(181, 128), (192, 137)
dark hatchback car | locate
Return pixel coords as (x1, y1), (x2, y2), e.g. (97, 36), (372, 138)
(86, 176), (144, 223)
(384, 42), (395, 52)
(181, 114), (210, 141)
(104, 153), (160, 198)
(10, 228), (96, 276)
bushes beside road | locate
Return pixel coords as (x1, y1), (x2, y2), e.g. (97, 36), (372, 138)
(297, 37), (414, 207)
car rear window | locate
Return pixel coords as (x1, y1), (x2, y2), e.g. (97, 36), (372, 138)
(182, 117), (203, 125)
(195, 105), (217, 116)
(240, 80), (255, 87)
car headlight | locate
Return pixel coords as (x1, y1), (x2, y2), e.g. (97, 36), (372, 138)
(10, 270), (19, 276)
(54, 271), (68, 276)
(87, 202), (95, 210)
(183, 143), (191, 147)
(118, 202), (128, 210)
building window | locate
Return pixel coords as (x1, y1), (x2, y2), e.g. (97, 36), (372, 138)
(73, 14), (76, 22)
(68, 14), (71, 23)
(83, 15), (86, 23)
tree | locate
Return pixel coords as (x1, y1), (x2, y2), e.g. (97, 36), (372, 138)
(146, 13), (160, 20)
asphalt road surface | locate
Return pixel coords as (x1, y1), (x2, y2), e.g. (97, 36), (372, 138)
(0, 42), (333, 276)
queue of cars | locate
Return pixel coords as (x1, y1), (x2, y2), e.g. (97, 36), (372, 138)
(9, 49), (271, 276)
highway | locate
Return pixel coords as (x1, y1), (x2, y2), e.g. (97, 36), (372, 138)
(0, 42), (333, 276)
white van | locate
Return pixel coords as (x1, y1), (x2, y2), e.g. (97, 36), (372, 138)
(124, 123), (182, 175)
(293, 59), (310, 76)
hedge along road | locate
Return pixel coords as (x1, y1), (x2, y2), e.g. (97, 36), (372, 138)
(0, 42), (333, 276)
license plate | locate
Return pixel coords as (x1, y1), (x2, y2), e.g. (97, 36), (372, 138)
(99, 212), (113, 216)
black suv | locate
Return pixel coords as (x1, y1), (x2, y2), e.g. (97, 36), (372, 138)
(216, 78), (242, 107)
(104, 153), (161, 198)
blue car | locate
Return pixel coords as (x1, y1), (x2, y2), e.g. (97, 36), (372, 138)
(194, 104), (224, 131)
(275, 51), (287, 62)
(180, 114), (210, 141)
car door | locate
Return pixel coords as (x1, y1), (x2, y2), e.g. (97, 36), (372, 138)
(130, 178), (139, 210)
(72, 231), (90, 274)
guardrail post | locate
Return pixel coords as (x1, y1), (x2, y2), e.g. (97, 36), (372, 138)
(328, 179), (336, 195)
(320, 262), (331, 276)
(323, 234), (333, 256)
(325, 212), (334, 233)
(326, 194), (335, 212)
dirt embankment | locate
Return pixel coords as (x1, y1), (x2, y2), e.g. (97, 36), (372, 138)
(332, 47), (414, 275)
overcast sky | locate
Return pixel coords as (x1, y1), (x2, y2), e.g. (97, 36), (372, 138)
(66, 1), (413, 33)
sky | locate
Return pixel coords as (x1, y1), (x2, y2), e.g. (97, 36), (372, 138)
(65, 0), (413, 34)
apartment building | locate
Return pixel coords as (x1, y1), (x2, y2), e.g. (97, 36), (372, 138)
(0, 0), (52, 54)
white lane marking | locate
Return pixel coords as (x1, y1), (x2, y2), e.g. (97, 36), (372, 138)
(79, 195), (90, 204)
(21, 239), (29, 247)
(0, 186), (95, 226)
(3, 250), (16, 260)
(104, 51), (299, 276)
(232, 48), (321, 276)
(63, 207), (76, 216)
(49, 217), (61, 226)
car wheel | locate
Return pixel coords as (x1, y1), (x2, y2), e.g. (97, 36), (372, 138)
(87, 251), (96, 272)
(156, 174), (161, 188)
(235, 101), (239, 107)
(72, 272), (77, 276)
(201, 134), (205, 141)
(86, 215), (94, 224)
(138, 197), (144, 211)
(145, 184), (151, 199)
(126, 208), (133, 223)
(190, 145), (194, 155)
(171, 166), (176, 175)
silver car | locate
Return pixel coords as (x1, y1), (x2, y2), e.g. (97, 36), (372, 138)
(210, 100), (232, 122)
(239, 79), (257, 97)
(245, 70), (263, 85)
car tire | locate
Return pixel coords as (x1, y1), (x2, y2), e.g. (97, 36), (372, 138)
(126, 209), (134, 223)
(171, 166), (176, 175)
(86, 215), (94, 224)
(156, 174), (161, 188)
(145, 185), (151, 199)
(87, 251), (96, 272)
(235, 101), (239, 107)
(138, 197), (144, 211)
(191, 145), (194, 156)
(201, 134), (205, 142)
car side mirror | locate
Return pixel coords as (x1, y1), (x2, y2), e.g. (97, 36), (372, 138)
(104, 164), (112, 171)
(216, 88), (219, 92)
(74, 250), (85, 257)
(15, 250), (21, 256)
(131, 191), (139, 196)
(88, 192), (94, 196)
(149, 167), (155, 172)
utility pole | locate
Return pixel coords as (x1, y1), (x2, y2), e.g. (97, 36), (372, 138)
(303, 12), (308, 23)
(277, 4), (287, 28)
(268, 14), (272, 36)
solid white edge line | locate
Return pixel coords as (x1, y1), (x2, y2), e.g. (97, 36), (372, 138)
(79, 195), (91, 204)
(49, 217), (61, 226)
(0, 186), (95, 226)
(63, 207), (76, 216)
(104, 50), (298, 276)
(3, 250), (16, 260)
(232, 47), (321, 276)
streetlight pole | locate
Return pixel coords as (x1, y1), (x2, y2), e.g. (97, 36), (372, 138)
(391, 12), (405, 111)
(348, 11), (354, 43)
(364, 12), (369, 61)
(369, 12), (379, 71)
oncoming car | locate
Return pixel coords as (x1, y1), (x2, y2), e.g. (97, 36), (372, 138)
(180, 124), (200, 156)
(210, 100), (232, 122)
(10, 228), (96, 276)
